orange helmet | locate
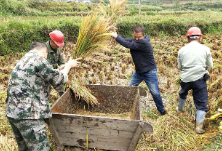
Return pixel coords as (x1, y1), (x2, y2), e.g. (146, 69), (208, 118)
(186, 27), (202, 38)
(49, 30), (64, 47)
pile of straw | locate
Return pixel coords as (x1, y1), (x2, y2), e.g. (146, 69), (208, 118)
(68, 81), (98, 106)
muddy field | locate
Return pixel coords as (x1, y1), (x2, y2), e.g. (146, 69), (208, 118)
(0, 35), (222, 150)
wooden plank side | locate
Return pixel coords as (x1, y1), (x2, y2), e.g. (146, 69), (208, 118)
(128, 122), (144, 151)
(50, 114), (153, 150)
(53, 126), (134, 138)
(51, 88), (73, 113)
(59, 132), (132, 142)
(130, 87), (141, 120)
(45, 119), (64, 151)
(52, 114), (153, 132)
(51, 114), (152, 131)
(143, 123), (153, 132)
(59, 133), (131, 151)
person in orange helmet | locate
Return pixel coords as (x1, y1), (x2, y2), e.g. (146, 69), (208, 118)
(46, 30), (66, 96)
(46, 30), (65, 69)
(177, 27), (213, 134)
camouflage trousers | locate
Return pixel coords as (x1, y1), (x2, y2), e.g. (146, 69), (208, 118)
(7, 117), (50, 151)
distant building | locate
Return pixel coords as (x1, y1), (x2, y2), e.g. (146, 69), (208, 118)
(76, 0), (91, 4)
(51, 0), (91, 3)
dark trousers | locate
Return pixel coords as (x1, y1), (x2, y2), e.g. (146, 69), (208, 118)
(179, 77), (208, 112)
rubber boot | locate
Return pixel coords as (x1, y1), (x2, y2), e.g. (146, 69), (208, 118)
(196, 110), (206, 134)
(176, 97), (186, 112)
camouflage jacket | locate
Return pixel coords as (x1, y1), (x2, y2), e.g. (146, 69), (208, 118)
(46, 41), (65, 69)
(6, 50), (66, 119)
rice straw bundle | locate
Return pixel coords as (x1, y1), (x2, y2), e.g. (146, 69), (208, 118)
(72, 14), (113, 59)
(95, 0), (127, 24)
(109, 0), (127, 19)
(69, 0), (128, 107)
(69, 14), (114, 106)
(68, 80), (98, 106)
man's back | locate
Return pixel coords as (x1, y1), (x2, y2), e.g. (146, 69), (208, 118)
(178, 41), (213, 82)
(6, 50), (65, 119)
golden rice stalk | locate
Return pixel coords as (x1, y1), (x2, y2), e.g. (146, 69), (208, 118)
(72, 14), (113, 59)
(70, 0), (127, 106)
(70, 14), (113, 106)
(109, 0), (127, 15)
(210, 113), (222, 120)
(109, 0), (128, 23)
(94, 0), (127, 24)
(68, 81), (98, 106)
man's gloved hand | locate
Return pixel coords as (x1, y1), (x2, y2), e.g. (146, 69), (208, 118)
(203, 73), (210, 81)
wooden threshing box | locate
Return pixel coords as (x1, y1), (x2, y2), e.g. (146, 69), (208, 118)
(48, 85), (153, 151)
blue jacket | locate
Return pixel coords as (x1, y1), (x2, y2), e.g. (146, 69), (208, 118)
(116, 35), (156, 73)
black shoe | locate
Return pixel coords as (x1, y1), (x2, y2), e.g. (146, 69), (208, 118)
(160, 110), (167, 115)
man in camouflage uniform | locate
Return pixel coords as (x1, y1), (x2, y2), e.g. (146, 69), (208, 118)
(6, 41), (81, 151)
(46, 30), (66, 96)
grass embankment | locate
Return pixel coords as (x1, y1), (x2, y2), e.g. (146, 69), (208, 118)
(2, 0), (222, 17)
(160, 1), (222, 11)
(0, 0), (90, 16)
(0, 17), (80, 55)
(2, 11), (222, 55)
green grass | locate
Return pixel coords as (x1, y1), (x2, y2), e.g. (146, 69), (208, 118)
(0, 16), (82, 25)
(2, 7), (222, 55)
(140, 82), (148, 90)
(112, 57), (120, 61)
(143, 110), (158, 119)
(0, 0), (90, 16)
(111, 49), (120, 54)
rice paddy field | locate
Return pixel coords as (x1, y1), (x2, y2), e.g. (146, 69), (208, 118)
(1, 34), (222, 151)
(0, 0), (222, 150)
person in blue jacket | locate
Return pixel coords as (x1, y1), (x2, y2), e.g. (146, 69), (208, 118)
(111, 25), (166, 115)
